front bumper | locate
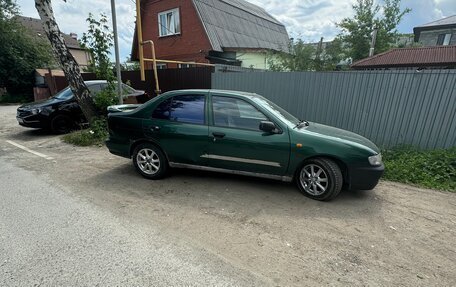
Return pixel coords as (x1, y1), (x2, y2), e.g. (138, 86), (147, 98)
(16, 115), (45, 129)
(348, 164), (384, 190)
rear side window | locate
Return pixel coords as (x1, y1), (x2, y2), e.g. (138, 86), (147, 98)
(152, 95), (205, 124)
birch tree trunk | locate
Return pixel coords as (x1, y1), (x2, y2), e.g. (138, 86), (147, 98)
(35, 0), (98, 122)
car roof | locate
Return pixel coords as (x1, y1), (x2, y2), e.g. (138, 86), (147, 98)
(166, 89), (260, 99)
(84, 80), (108, 85)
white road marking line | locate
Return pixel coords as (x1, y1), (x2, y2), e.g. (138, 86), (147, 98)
(5, 140), (54, 160)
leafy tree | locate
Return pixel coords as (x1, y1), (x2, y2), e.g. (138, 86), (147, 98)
(0, 0), (18, 17)
(80, 13), (114, 80)
(337, 0), (410, 61)
(268, 39), (316, 71)
(0, 0), (54, 100)
(314, 37), (347, 71)
(35, 0), (98, 121)
(267, 38), (347, 72)
(121, 57), (140, 71)
(80, 13), (118, 114)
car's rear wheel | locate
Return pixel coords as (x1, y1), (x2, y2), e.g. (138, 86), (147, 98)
(132, 143), (168, 179)
(296, 158), (343, 201)
(51, 114), (74, 134)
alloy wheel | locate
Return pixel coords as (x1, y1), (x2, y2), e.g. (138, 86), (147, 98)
(136, 148), (160, 175)
(299, 164), (329, 196)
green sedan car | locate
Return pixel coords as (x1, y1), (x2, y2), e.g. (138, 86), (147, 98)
(106, 90), (384, 201)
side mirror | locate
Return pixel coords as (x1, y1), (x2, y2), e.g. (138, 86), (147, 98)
(259, 121), (278, 133)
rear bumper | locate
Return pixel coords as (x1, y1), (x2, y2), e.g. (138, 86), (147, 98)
(105, 138), (130, 158)
(348, 164), (384, 190)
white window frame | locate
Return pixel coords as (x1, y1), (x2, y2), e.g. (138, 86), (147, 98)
(178, 63), (194, 68)
(156, 63), (167, 69)
(443, 33), (451, 46)
(158, 8), (181, 37)
(437, 33), (452, 46)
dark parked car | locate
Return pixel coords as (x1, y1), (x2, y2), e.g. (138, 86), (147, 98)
(106, 90), (384, 201)
(16, 80), (149, 133)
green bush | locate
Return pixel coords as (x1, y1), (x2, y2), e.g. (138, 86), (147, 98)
(62, 117), (108, 146)
(93, 83), (118, 115)
(0, 92), (32, 104)
(382, 146), (456, 191)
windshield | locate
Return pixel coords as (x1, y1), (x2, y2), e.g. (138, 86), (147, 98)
(252, 96), (300, 126)
(53, 87), (73, 100)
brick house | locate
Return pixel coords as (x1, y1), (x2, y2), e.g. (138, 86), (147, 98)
(131, 0), (290, 69)
(413, 15), (456, 47)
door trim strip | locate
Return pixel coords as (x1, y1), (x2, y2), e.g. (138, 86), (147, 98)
(169, 162), (292, 182)
(200, 154), (281, 167)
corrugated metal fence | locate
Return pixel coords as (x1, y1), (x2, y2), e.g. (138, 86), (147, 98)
(212, 70), (456, 149)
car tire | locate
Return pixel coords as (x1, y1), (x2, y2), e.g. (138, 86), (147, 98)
(296, 158), (343, 201)
(132, 143), (168, 179)
(51, 114), (74, 134)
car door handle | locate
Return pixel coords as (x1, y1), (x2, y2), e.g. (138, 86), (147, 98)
(150, 126), (160, 131)
(212, 132), (225, 138)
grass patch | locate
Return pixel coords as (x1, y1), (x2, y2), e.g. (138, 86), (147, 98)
(62, 118), (108, 147)
(382, 146), (456, 192)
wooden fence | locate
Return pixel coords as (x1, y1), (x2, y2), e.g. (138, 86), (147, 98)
(42, 67), (213, 97)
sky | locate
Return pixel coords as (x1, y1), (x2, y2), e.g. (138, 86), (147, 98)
(17, 0), (456, 61)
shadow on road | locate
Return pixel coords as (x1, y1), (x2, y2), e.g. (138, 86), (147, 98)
(8, 128), (56, 142)
(87, 162), (382, 219)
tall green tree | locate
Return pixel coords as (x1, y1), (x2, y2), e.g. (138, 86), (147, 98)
(315, 38), (347, 71)
(337, 0), (410, 61)
(80, 13), (118, 114)
(80, 13), (114, 80)
(268, 39), (316, 71)
(0, 0), (54, 99)
(267, 38), (346, 72)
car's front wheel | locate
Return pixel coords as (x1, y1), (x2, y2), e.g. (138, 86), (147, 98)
(132, 143), (168, 179)
(296, 158), (343, 201)
(51, 114), (74, 134)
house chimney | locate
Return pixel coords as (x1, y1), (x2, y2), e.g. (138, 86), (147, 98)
(70, 33), (78, 40)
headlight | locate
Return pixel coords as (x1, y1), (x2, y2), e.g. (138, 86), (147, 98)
(31, 108), (41, 115)
(368, 154), (382, 166)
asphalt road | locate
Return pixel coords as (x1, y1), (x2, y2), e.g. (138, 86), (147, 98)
(0, 105), (455, 286)
(0, 158), (262, 286)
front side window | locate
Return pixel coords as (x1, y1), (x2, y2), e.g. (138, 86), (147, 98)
(158, 8), (180, 37)
(252, 96), (299, 126)
(152, 95), (205, 124)
(212, 96), (267, 131)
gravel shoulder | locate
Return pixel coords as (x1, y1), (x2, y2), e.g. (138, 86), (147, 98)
(1, 105), (455, 286)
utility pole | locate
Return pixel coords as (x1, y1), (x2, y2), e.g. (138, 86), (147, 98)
(110, 0), (123, 104)
(369, 26), (378, 57)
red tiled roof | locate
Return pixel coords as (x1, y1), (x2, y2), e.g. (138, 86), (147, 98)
(351, 45), (456, 69)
